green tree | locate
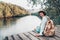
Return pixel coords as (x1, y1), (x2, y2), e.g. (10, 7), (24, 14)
(45, 0), (60, 15)
(44, 0), (60, 25)
(27, 0), (46, 8)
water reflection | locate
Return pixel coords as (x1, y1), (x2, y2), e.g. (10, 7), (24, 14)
(0, 17), (20, 29)
(0, 16), (41, 40)
(0, 17), (21, 40)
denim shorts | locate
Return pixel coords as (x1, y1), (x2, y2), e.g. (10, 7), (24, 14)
(36, 26), (40, 33)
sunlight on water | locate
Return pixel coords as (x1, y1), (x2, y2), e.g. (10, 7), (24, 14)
(0, 15), (41, 40)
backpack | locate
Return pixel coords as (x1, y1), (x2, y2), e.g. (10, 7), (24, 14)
(43, 20), (55, 36)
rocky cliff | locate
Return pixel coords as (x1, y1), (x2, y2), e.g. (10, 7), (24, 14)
(0, 2), (29, 18)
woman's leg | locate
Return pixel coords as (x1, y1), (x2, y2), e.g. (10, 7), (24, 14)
(36, 26), (40, 33)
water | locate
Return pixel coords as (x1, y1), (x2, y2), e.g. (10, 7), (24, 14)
(0, 15), (41, 40)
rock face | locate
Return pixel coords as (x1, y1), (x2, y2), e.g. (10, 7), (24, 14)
(0, 2), (29, 18)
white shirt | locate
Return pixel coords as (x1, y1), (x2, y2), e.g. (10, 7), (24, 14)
(39, 16), (48, 35)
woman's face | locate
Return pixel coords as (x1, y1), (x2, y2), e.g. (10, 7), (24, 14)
(40, 13), (44, 17)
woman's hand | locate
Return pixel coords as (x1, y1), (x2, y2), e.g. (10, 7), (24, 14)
(35, 34), (40, 37)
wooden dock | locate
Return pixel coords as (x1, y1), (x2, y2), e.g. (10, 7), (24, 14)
(4, 25), (60, 40)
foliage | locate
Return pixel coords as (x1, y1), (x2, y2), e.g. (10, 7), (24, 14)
(44, 0), (60, 25)
(0, 2), (29, 18)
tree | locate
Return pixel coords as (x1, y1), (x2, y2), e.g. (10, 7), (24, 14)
(27, 0), (46, 8)
(45, 0), (60, 14)
(44, 0), (60, 25)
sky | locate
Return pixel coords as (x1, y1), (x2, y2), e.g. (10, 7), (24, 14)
(0, 0), (46, 13)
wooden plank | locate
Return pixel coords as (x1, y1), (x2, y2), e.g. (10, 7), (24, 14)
(54, 26), (60, 40)
(47, 37), (56, 40)
(23, 33), (32, 40)
(55, 33), (60, 37)
(18, 33), (30, 40)
(49, 38), (55, 40)
(4, 36), (9, 40)
(53, 36), (60, 40)
(55, 27), (60, 32)
(49, 38), (56, 40)
(8, 36), (14, 40)
(33, 31), (49, 40)
(55, 28), (60, 40)
(24, 32), (39, 40)
(17, 34), (23, 40)
(12, 35), (21, 40)
(29, 31), (47, 40)
(55, 26), (60, 32)
(11, 35), (15, 40)
(55, 30), (60, 37)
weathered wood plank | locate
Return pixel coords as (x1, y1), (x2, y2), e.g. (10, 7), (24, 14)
(55, 27), (60, 32)
(17, 34), (23, 40)
(11, 35), (15, 40)
(4, 36), (9, 40)
(24, 32), (39, 40)
(23, 33), (32, 40)
(55, 26), (60, 32)
(18, 33), (30, 40)
(46, 37), (56, 40)
(4, 35), (15, 40)
(12, 35), (21, 40)
(53, 36), (60, 40)
(29, 31), (47, 40)
(4, 36), (14, 40)
(55, 32), (60, 37)
(55, 27), (60, 37)
(54, 27), (60, 40)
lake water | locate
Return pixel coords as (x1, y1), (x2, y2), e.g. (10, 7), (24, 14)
(0, 15), (41, 40)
